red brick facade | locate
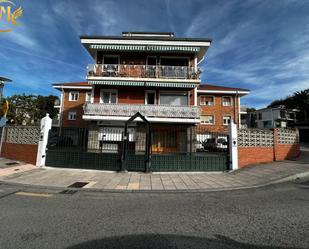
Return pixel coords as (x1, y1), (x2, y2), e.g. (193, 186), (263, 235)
(1, 143), (38, 164)
(61, 89), (90, 128)
(238, 129), (300, 168)
(56, 82), (242, 131)
(93, 85), (195, 105)
(197, 94), (240, 133)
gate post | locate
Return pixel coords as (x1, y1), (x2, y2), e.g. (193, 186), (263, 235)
(36, 114), (52, 167)
(228, 122), (238, 170)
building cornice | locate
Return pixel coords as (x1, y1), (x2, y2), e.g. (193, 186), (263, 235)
(53, 85), (92, 90)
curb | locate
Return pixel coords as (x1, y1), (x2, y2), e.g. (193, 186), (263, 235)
(1, 170), (309, 194)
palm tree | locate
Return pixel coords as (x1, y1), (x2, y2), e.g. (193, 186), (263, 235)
(293, 89), (309, 121)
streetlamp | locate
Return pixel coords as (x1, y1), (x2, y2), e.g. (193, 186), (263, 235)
(0, 76), (12, 127)
(0, 76), (12, 104)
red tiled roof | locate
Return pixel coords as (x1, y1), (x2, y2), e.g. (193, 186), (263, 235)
(198, 84), (250, 92)
(52, 82), (89, 86)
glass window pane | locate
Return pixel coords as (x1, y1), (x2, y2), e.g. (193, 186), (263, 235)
(110, 92), (117, 103)
(103, 92), (110, 103)
(147, 93), (155, 104)
(160, 94), (187, 106)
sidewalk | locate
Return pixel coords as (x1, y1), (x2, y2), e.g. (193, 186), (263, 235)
(0, 146), (308, 192)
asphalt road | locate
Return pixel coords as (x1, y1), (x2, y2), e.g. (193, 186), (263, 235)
(0, 179), (308, 249)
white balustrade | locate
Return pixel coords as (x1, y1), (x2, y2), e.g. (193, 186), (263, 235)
(84, 103), (200, 119)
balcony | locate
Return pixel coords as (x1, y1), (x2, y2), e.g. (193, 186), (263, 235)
(87, 64), (200, 80)
(83, 103), (200, 120)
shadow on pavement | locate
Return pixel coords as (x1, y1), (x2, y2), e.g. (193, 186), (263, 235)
(66, 234), (302, 249)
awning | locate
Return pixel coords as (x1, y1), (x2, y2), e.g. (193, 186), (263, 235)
(89, 44), (200, 53)
(88, 80), (198, 88)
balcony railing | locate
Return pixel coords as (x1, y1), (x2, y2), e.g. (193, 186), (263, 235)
(83, 103), (200, 119)
(87, 64), (201, 80)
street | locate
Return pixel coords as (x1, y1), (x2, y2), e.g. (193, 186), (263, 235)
(0, 179), (308, 249)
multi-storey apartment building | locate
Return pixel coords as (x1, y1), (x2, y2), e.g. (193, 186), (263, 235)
(52, 32), (249, 153)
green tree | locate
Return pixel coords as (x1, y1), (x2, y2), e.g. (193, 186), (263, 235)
(3, 94), (59, 125)
(36, 95), (59, 120)
(293, 89), (309, 121)
(267, 88), (309, 122)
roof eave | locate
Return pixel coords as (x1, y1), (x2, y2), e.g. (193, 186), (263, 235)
(197, 89), (250, 96)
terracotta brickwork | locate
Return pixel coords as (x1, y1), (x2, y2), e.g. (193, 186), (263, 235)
(238, 147), (274, 168)
(1, 143), (38, 164)
(274, 144), (300, 161)
(93, 85), (194, 105)
(238, 128), (300, 168)
(197, 94), (239, 133)
(62, 89), (90, 127)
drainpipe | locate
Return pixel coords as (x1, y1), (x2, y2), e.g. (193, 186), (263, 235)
(58, 88), (65, 136)
(271, 108), (274, 128)
(234, 91), (238, 124)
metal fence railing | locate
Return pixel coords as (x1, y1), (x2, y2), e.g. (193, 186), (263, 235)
(87, 64), (200, 80)
(46, 126), (230, 172)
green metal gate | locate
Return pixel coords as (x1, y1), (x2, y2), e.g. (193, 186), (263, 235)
(45, 127), (122, 170)
(45, 125), (230, 172)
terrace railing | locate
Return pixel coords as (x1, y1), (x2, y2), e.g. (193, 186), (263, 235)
(83, 103), (200, 119)
(87, 64), (201, 80)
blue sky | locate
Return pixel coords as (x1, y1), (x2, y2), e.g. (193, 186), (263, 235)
(0, 0), (309, 108)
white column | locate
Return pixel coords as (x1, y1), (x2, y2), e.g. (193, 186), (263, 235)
(36, 114), (52, 167)
(228, 122), (238, 170)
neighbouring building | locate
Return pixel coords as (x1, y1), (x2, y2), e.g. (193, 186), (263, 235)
(197, 85), (249, 132)
(248, 106), (298, 129)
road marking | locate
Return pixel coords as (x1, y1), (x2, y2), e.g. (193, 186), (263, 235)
(81, 181), (97, 188)
(15, 192), (53, 197)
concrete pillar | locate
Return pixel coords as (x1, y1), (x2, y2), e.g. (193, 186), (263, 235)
(36, 114), (52, 167)
(228, 122), (238, 170)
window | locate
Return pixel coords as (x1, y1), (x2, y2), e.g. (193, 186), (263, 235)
(263, 120), (272, 128)
(222, 96), (232, 106)
(258, 113), (262, 120)
(68, 111), (77, 120)
(100, 90), (117, 104)
(223, 116), (231, 125)
(147, 56), (157, 66)
(200, 95), (214, 106)
(160, 57), (189, 66)
(159, 92), (188, 106)
(200, 115), (214, 125)
(85, 92), (92, 102)
(280, 110), (286, 119)
(145, 91), (156, 105)
(69, 91), (79, 101)
(289, 112), (295, 119)
(103, 55), (119, 65)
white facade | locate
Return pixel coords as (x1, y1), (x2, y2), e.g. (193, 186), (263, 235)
(249, 107), (297, 128)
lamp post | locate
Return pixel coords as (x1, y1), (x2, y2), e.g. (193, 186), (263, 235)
(0, 76), (12, 127)
(0, 76), (12, 104)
